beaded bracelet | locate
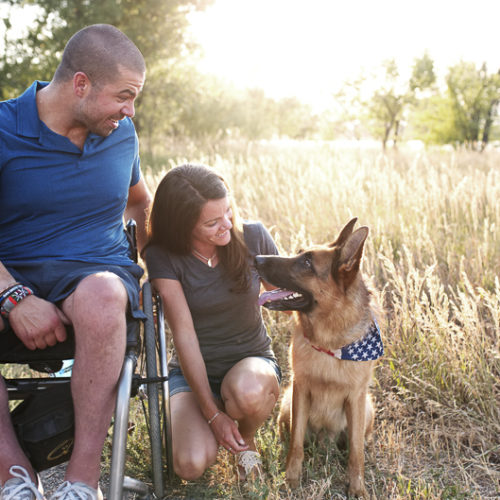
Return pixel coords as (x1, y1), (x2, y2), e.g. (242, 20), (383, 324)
(0, 283), (22, 305)
(0, 285), (33, 318)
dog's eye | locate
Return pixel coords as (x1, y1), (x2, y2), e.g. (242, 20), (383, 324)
(303, 252), (313, 269)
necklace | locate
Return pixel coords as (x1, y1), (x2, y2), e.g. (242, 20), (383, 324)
(192, 249), (217, 267)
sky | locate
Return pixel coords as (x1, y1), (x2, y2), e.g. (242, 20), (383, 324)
(188, 0), (500, 111)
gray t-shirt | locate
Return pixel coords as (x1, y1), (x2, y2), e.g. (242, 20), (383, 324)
(145, 221), (279, 379)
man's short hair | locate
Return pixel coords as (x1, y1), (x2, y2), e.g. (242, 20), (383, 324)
(53, 24), (145, 85)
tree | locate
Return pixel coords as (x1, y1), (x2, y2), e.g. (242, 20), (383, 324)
(411, 61), (500, 149)
(366, 56), (435, 150)
(331, 55), (435, 149)
(409, 94), (457, 145)
(409, 51), (436, 94)
(0, 0), (213, 140)
(274, 97), (317, 139)
(234, 88), (276, 141)
(445, 62), (500, 150)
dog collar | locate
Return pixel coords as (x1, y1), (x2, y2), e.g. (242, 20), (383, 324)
(304, 319), (384, 361)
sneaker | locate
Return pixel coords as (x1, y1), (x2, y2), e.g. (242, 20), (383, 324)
(50, 481), (103, 500)
(236, 450), (264, 482)
(0, 465), (44, 500)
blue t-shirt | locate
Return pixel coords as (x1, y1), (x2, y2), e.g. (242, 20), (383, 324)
(0, 81), (141, 266)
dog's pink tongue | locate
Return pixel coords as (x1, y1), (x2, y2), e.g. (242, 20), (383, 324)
(258, 288), (293, 306)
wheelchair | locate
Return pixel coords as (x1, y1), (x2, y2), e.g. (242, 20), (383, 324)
(0, 221), (174, 499)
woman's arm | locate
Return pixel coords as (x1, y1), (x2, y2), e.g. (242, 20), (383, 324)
(152, 278), (219, 420)
(152, 277), (248, 452)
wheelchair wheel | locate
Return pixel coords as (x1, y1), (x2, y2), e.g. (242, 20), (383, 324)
(142, 282), (174, 497)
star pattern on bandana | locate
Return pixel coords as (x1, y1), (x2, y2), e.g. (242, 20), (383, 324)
(339, 320), (384, 361)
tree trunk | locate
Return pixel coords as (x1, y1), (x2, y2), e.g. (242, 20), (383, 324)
(481, 99), (498, 151)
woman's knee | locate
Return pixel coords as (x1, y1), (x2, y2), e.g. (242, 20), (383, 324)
(174, 444), (218, 480)
(226, 376), (278, 417)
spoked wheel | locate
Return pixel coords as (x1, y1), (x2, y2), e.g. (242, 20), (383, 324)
(141, 281), (174, 497)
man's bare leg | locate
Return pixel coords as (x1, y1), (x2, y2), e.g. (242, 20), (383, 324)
(0, 378), (37, 485)
(61, 272), (128, 488)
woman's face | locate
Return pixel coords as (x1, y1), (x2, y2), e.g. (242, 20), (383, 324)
(191, 197), (233, 249)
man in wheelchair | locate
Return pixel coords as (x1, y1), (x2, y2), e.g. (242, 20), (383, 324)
(0, 25), (151, 500)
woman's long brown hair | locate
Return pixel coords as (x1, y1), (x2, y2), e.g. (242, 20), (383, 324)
(144, 164), (250, 292)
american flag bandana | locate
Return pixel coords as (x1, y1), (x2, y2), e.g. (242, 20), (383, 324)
(305, 319), (384, 361)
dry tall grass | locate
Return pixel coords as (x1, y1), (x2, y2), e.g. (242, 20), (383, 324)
(139, 142), (499, 499)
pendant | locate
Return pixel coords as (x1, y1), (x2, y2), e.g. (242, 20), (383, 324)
(207, 258), (213, 267)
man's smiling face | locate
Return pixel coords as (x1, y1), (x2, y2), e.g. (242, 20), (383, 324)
(79, 65), (145, 136)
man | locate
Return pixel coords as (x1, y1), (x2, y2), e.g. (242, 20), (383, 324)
(0, 24), (151, 500)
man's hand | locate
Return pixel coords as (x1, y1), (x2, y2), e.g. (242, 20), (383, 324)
(8, 295), (69, 350)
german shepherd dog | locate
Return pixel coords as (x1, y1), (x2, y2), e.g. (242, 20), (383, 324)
(255, 218), (383, 498)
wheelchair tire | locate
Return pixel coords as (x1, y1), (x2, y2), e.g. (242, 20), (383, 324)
(142, 282), (173, 497)
(153, 290), (175, 483)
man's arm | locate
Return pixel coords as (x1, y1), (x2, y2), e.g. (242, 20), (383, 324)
(0, 261), (68, 349)
(124, 177), (152, 253)
(0, 261), (22, 332)
(0, 263), (17, 290)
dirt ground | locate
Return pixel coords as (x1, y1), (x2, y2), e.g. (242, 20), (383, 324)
(40, 465), (112, 499)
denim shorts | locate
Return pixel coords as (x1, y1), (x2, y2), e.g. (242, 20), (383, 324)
(1, 260), (145, 334)
(168, 356), (282, 399)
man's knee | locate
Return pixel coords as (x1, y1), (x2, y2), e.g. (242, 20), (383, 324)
(75, 272), (127, 308)
(68, 273), (127, 320)
(64, 272), (129, 343)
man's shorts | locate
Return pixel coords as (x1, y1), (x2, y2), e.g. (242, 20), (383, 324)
(1, 260), (145, 334)
(168, 356), (282, 399)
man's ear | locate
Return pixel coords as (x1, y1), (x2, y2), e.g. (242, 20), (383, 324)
(73, 72), (91, 98)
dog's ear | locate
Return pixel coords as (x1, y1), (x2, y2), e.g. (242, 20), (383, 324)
(329, 217), (358, 248)
(331, 226), (368, 290)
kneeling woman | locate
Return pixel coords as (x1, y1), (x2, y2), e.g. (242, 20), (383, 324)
(144, 164), (281, 481)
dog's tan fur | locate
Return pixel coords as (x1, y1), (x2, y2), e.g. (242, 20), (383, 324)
(256, 218), (382, 497)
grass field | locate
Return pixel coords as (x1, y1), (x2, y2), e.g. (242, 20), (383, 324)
(127, 141), (499, 499)
(123, 141), (500, 499)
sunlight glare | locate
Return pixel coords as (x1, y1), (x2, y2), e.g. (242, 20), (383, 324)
(189, 0), (500, 111)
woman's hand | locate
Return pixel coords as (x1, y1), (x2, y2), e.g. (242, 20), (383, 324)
(208, 411), (249, 454)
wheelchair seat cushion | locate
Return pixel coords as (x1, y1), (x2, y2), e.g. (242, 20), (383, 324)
(0, 327), (76, 364)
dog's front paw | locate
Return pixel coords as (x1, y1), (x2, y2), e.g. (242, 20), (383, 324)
(348, 480), (369, 498)
(286, 473), (300, 489)
(285, 462), (302, 489)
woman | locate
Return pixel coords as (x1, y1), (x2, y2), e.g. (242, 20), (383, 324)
(144, 164), (281, 482)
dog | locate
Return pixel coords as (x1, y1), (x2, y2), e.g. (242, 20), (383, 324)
(255, 218), (383, 498)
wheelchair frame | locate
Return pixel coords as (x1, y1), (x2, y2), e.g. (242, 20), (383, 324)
(0, 221), (174, 499)
(108, 280), (174, 499)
